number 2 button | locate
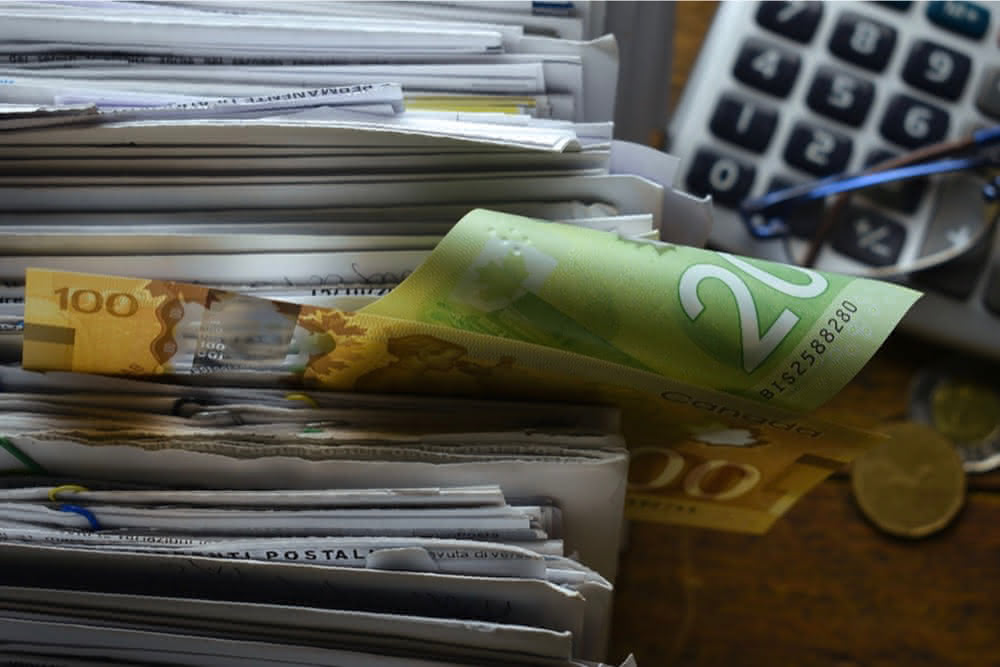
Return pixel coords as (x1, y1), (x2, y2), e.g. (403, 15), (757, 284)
(784, 122), (852, 177)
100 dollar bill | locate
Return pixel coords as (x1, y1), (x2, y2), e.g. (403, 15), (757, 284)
(364, 209), (921, 412)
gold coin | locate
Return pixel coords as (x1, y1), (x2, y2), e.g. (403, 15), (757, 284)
(930, 378), (1000, 442)
(851, 422), (965, 538)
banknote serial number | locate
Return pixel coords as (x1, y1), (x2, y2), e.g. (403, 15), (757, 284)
(759, 300), (857, 401)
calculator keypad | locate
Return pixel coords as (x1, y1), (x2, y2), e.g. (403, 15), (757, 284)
(669, 0), (1000, 358)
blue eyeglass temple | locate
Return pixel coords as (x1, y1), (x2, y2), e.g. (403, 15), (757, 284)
(739, 125), (1000, 240)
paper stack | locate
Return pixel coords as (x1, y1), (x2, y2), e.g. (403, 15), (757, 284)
(0, 2), (680, 664)
(0, 362), (631, 665)
(0, 0), (709, 340)
(0, 0), (621, 122)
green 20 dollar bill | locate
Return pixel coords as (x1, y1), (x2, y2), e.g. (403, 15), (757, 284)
(364, 209), (921, 412)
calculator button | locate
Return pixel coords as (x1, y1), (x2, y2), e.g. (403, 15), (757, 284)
(709, 94), (778, 152)
(861, 149), (928, 213)
(912, 231), (994, 299)
(984, 264), (1000, 315)
(926, 1), (991, 40)
(828, 11), (897, 72)
(783, 122), (853, 177)
(875, 1), (913, 10)
(831, 206), (906, 266)
(976, 66), (1000, 119)
(766, 176), (825, 238)
(911, 177), (995, 298)
(806, 66), (875, 126)
(733, 38), (801, 97)
(755, 1), (823, 43)
(685, 148), (756, 208)
(902, 40), (972, 100)
(879, 94), (950, 148)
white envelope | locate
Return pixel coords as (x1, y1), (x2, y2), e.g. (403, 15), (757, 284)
(0, 542), (599, 656)
(0, 585), (578, 665)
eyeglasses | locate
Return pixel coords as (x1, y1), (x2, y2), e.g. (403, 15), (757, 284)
(738, 125), (1000, 278)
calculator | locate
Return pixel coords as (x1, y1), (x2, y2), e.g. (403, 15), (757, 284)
(668, 0), (1000, 359)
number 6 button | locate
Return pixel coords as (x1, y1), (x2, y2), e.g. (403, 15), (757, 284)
(880, 94), (950, 148)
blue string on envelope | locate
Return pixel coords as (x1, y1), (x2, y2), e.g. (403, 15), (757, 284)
(58, 504), (102, 531)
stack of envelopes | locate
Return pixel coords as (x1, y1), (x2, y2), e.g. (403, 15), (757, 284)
(0, 365), (630, 665)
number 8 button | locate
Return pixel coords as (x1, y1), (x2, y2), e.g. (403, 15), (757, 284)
(828, 11), (897, 72)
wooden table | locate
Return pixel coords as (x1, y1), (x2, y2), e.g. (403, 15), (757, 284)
(608, 4), (1000, 665)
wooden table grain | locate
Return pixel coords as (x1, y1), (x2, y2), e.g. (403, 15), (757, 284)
(608, 3), (1000, 665)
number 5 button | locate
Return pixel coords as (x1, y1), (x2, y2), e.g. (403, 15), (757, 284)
(806, 66), (875, 126)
